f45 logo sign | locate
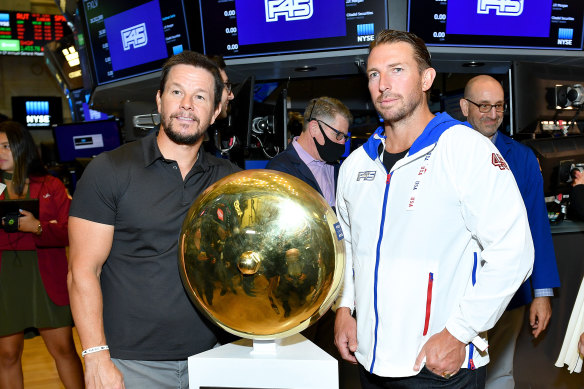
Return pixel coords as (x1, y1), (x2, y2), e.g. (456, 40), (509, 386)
(477, 0), (523, 16)
(121, 23), (148, 51)
(357, 171), (376, 181)
(265, 0), (313, 22)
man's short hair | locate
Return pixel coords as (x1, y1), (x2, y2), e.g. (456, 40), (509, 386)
(370, 29), (431, 73)
(159, 51), (223, 109)
(303, 97), (353, 132)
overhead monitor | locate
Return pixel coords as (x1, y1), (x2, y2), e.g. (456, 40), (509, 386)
(52, 119), (122, 162)
(81, 0), (197, 85)
(11, 96), (63, 129)
(0, 11), (71, 56)
(408, 0), (584, 50)
(198, 0), (388, 59)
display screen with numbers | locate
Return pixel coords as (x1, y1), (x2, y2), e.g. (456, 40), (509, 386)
(408, 0), (584, 50)
(81, 0), (198, 86)
(0, 11), (71, 56)
(198, 0), (388, 59)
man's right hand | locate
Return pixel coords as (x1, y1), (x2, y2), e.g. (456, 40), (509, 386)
(84, 353), (125, 389)
(334, 307), (358, 364)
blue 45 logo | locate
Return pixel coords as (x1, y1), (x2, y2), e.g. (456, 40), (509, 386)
(265, 0), (313, 22)
(121, 23), (148, 51)
(477, 0), (523, 16)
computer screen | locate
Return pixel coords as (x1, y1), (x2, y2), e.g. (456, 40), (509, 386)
(81, 0), (196, 85)
(229, 75), (255, 147)
(52, 119), (122, 162)
(198, 0), (388, 59)
(408, 0), (584, 50)
(11, 96), (63, 129)
(0, 11), (71, 56)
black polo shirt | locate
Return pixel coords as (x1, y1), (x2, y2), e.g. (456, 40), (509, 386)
(70, 131), (240, 360)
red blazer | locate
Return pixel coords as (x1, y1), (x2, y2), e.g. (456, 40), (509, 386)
(0, 175), (70, 306)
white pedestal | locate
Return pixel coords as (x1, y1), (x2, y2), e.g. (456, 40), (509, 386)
(188, 333), (338, 389)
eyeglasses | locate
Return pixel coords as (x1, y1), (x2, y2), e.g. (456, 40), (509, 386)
(307, 100), (349, 141)
(314, 119), (349, 141)
(465, 98), (507, 113)
(224, 82), (232, 93)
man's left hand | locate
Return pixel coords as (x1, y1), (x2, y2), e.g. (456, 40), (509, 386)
(414, 328), (466, 378)
(530, 296), (552, 338)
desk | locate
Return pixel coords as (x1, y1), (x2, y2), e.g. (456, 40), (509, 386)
(188, 333), (338, 389)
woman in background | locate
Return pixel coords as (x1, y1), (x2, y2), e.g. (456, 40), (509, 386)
(0, 121), (83, 388)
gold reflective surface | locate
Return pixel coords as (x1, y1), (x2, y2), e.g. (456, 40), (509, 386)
(179, 169), (345, 340)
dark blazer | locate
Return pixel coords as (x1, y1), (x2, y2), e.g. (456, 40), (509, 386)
(494, 131), (560, 309)
(266, 143), (341, 202)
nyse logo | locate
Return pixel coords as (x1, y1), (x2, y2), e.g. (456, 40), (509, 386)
(357, 171), (376, 181)
(477, 0), (523, 16)
(121, 23), (148, 51)
(265, 0), (313, 22)
(357, 23), (374, 42)
(558, 28), (573, 45)
(26, 115), (50, 125)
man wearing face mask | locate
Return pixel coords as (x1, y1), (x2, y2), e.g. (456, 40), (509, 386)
(266, 96), (357, 389)
(266, 96), (352, 211)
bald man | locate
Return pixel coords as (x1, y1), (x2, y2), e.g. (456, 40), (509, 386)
(461, 75), (560, 389)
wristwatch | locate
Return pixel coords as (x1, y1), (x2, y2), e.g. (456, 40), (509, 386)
(35, 222), (42, 235)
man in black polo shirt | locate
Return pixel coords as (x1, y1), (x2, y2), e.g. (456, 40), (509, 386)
(67, 51), (240, 388)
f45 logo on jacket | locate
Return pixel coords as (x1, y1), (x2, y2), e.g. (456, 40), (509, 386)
(492, 153), (509, 170)
(357, 171), (376, 181)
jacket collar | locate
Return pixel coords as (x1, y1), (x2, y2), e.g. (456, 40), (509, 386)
(363, 112), (466, 161)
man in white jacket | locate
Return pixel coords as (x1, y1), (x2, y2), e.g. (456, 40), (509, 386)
(334, 29), (534, 389)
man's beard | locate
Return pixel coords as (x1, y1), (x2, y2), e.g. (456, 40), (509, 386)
(377, 91), (425, 124)
(161, 115), (205, 145)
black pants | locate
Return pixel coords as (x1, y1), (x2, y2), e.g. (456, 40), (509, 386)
(359, 365), (486, 389)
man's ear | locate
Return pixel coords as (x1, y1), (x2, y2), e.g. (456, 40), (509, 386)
(307, 120), (318, 136)
(210, 104), (221, 126)
(422, 67), (436, 92)
(156, 90), (162, 113)
(460, 98), (469, 117)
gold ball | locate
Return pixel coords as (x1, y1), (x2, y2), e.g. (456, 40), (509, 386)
(178, 169), (345, 340)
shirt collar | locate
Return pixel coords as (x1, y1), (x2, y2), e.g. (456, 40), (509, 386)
(141, 127), (207, 172)
(292, 137), (325, 166)
(490, 131), (499, 145)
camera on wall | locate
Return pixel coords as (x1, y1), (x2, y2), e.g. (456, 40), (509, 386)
(555, 84), (584, 108)
(1, 212), (20, 233)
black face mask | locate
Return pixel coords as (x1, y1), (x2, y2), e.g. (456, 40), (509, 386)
(313, 123), (346, 163)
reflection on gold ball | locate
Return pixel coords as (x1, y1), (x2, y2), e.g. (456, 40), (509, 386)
(179, 169), (345, 340)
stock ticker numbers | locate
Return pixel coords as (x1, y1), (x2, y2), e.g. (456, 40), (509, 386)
(199, 0), (387, 59)
(0, 11), (70, 56)
(408, 0), (584, 50)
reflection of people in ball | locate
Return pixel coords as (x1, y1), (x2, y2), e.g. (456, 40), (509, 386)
(275, 248), (317, 318)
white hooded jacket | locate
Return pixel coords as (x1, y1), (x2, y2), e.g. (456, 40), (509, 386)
(336, 113), (534, 377)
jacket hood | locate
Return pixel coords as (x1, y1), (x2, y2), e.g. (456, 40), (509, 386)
(362, 112), (469, 161)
